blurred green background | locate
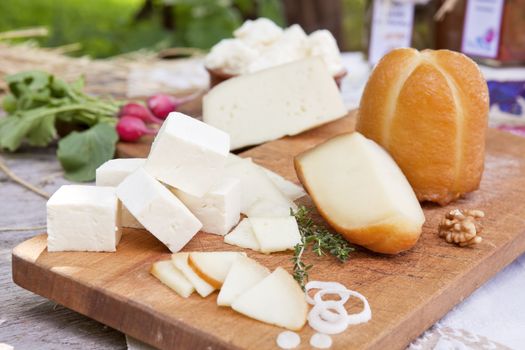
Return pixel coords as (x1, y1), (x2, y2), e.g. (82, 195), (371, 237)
(0, 0), (365, 58)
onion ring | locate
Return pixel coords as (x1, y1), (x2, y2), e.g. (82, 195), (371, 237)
(307, 301), (349, 335)
(314, 288), (351, 306)
(345, 290), (372, 325)
(305, 281), (347, 305)
(306, 281), (372, 329)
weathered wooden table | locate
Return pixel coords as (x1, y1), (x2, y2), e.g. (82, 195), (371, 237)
(0, 149), (127, 349)
(2, 145), (523, 350)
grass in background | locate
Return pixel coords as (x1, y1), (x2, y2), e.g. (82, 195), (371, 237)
(0, 0), (361, 57)
(0, 0), (173, 57)
(342, 0), (366, 51)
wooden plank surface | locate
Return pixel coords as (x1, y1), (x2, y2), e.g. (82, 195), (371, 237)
(12, 113), (525, 350)
(0, 150), (126, 350)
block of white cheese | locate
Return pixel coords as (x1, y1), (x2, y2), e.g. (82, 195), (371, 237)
(224, 218), (260, 251)
(260, 168), (306, 201)
(172, 253), (215, 297)
(249, 217), (301, 253)
(227, 153), (305, 202)
(245, 199), (293, 218)
(223, 155), (295, 214)
(294, 132), (425, 254)
(96, 158), (146, 229)
(202, 57), (347, 149)
(144, 112), (230, 197)
(116, 168), (202, 253)
(171, 177), (241, 236)
(47, 185), (121, 252)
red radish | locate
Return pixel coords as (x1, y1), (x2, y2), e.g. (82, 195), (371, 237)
(116, 116), (157, 142)
(147, 93), (199, 119)
(119, 103), (162, 124)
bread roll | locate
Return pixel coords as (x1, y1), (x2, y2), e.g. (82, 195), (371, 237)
(356, 48), (489, 205)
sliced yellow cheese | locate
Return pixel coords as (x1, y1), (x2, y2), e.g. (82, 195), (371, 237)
(188, 251), (246, 288)
(150, 260), (194, 298)
(172, 253), (215, 297)
(224, 218), (260, 251)
(231, 267), (307, 330)
(217, 256), (270, 306)
(249, 217), (301, 253)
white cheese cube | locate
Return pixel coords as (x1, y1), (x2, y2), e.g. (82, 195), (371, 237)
(226, 153), (305, 201)
(223, 155), (296, 214)
(144, 112), (230, 197)
(96, 158), (146, 229)
(249, 217), (301, 253)
(224, 218), (260, 251)
(47, 185), (121, 252)
(116, 168), (202, 253)
(203, 57), (347, 149)
(245, 199), (293, 218)
(96, 158), (146, 185)
(260, 168), (305, 201)
(171, 177), (241, 236)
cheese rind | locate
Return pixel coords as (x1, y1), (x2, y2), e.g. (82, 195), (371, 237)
(224, 218), (260, 251)
(203, 57), (347, 149)
(172, 253), (215, 297)
(96, 158), (146, 229)
(294, 132), (425, 254)
(249, 217), (301, 253)
(144, 112), (230, 197)
(116, 168), (202, 253)
(188, 252), (246, 288)
(47, 185), (121, 252)
(172, 177), (241, 236)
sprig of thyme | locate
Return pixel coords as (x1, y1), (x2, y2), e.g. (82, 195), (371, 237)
(291, 206), (354, 290)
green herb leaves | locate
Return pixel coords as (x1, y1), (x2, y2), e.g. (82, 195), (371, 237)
(58, 123), (118, 182)
(292, 206), (355, 289)
(0, 70), (120, 181)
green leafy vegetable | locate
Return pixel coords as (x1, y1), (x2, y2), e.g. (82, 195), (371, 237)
(292, 206), (355, 290)
(0, 70), (121, 181)
(58, 123), (118, 182)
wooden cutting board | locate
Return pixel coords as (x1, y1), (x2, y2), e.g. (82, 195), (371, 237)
(12, 113), (525, 350)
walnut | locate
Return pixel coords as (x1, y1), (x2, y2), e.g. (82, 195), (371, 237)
(438, 209), (484, 247)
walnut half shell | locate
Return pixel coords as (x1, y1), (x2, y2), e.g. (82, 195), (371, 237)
(438, 209), (484, 247)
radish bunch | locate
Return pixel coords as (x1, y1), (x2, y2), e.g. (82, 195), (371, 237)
(116, 93), (196, 142)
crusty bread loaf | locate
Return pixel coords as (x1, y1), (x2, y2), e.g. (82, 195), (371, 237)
(356, 48), (489, 205)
